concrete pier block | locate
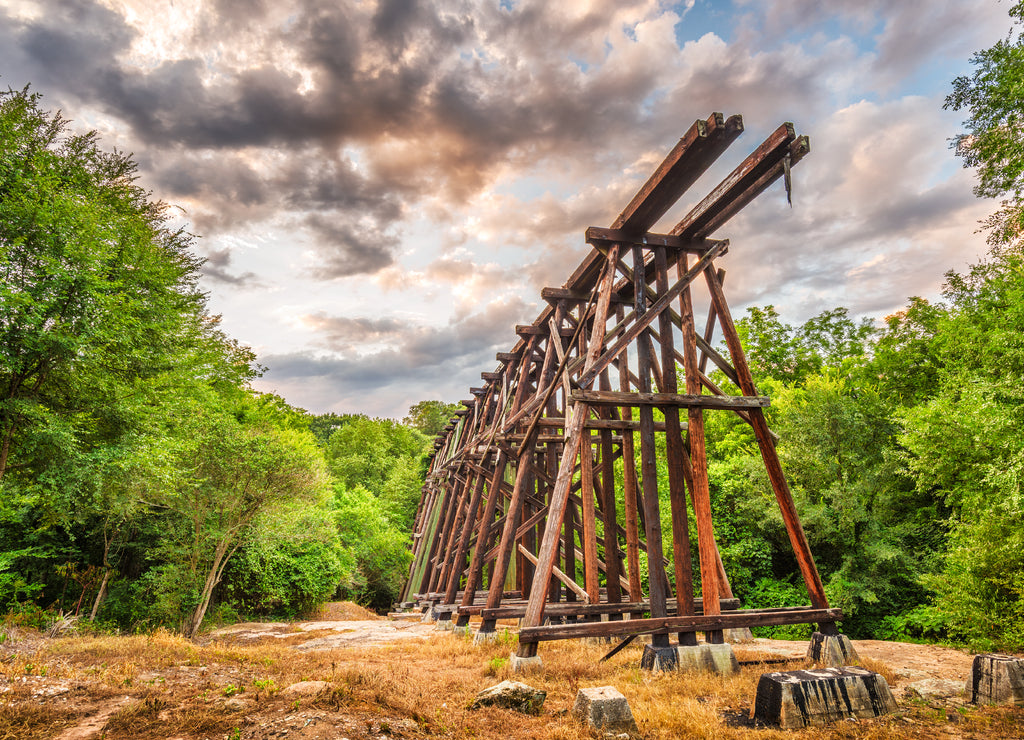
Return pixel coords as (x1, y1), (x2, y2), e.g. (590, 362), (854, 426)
(473, 629), (500, 646)
(434, 617), (453, 631)
(452, 624), (471, 637)
(420, 606), (436, 623)
(753, 666), (897, 729)
(573, 686), (639, 737)
(723, 627), (754, 643)
(969, 654), (1024, 705)
(510, 652), (543, 674)
(641, 643), (739, 674)
(807, 632), (859, 666)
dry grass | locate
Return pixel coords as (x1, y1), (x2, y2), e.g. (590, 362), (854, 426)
(1, 617), (1022, 740)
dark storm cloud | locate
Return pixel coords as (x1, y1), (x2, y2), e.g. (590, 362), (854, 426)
(304, 216), (396, 278)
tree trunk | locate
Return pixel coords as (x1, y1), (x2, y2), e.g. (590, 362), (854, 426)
(89, 569), (111, 621)
(183, 536), (239, 639)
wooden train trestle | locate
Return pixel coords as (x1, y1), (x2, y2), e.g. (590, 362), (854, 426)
(403, 113), (841, 661)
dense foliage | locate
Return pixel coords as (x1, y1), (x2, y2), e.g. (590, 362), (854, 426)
(0, 88), (431, 631)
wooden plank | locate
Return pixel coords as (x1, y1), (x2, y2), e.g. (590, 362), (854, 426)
(519, 608), (843, 643)
(688, 136), (810, 239)
(571, 389), (769, 410)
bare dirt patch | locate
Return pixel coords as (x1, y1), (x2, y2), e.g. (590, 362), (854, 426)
(1, 604), (1021, 740)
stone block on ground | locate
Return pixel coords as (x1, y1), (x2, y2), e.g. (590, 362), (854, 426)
(434, 617), (453, 631)
(469, 680), (546, 714)
(905, 678), (965, 702)
(753, 666), (897, 729)
(420, 606), (436, 623)
(969, 654), (1024, 705)
(281, 680), (331, 698)
(573, 686), (638, 737)
(807, 632), (859, 666)
(641, 642), (739, 674)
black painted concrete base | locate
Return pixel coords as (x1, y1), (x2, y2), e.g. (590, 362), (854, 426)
(753, 666), (897, 729)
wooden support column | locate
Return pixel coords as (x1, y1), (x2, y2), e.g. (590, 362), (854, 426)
(515, 245), (621, 657)
(616, 303), (643, 602)
(581, 426), (600, 606)
(456, 452), (509, 627)
(703, 268), (833, 627)
(632, 245), (672, 650)
(598, 370), (623, 612)
(678, 254), (723, 643)
(654, 246), (698, 647)
(443, 471), (489, 606)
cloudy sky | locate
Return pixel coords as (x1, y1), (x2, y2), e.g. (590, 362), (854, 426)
(1, 0), (1013, 417)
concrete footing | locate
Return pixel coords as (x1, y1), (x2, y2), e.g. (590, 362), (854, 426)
(573, 686), (639, 737)
(473, 629), (500, 646)
(452, 624), (471, 637)
(641, 642), (739, 674)
(969, 654), (1024, 705)
(807, 632), (859, 666)
(510, 652), (543, 674)
(420, 606), (436, 623)
(434, 617), (453, 631)
(753, 666), (897, 729)
(723, 627), (754, 643)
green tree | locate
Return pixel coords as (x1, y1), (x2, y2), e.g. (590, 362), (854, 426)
(403, 400), (461, 436)
(946, 2), (1024, 245)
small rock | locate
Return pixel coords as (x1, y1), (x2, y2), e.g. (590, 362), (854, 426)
(905, 678), (964, 701)
(469, 680), (546, 714)
(281, 680), (331, 697)
(573, 686), (639, 737)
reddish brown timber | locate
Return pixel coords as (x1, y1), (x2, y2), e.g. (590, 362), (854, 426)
(688, 136), (810, 239)
(514, 246), (622, 654)
(575, 239), (728, 388)
(519, 608), (843, 643)
(481, 371), (502, 381)
(479, 597), (741, 621)
(571, 389), (769, 410)
(581, 428), (600, 604)
(616, 302), (643, 602)
(517, 544), (588, 603)
(678, 252), (723, 643)
(670, 122), (797, 240)
(496, 351), (519, 362)
(442, 470), (489, 607)
(704, 268), (832, 621)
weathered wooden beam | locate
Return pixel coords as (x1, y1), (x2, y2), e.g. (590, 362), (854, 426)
(671, 124), (801, 239)
(585, 227), (718, 254)
(519, 607), (843, 643)
(570, 390), (769, 410)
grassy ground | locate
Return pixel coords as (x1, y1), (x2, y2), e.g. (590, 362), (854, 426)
(0, 615), (1021, 740)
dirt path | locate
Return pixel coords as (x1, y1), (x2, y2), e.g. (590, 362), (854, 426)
(742, 637), (976, 682)
(210, 615), (434, 650)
